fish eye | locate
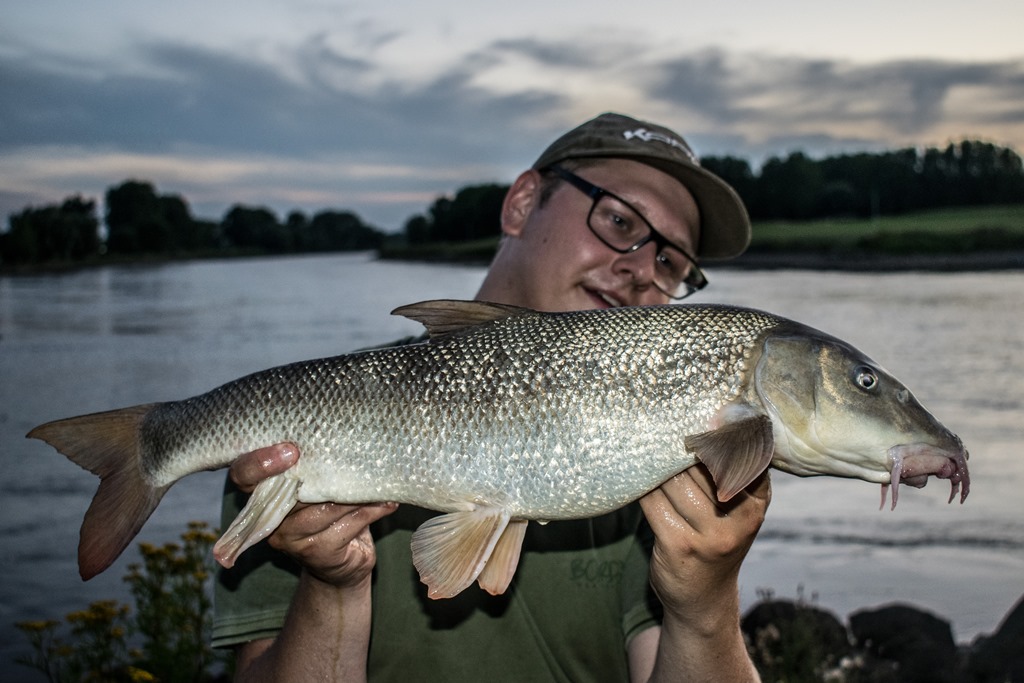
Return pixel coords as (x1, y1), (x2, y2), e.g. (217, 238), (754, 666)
(854, 366), (879, 391)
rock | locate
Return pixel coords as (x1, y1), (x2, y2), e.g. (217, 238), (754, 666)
(849, 603), (961, 683)
(965, 594), (1024, 682)
(742, 598), (852, 679)
(740, 593), (1024, 681)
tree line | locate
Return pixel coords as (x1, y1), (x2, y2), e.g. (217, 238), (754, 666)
(400, 139), (1024, 245)
(0, 180), (384, 266)
(2, 139), (1022, 267)
(704, 139), (1024, 221)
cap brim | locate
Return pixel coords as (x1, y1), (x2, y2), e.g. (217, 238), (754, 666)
(654, 161), (751, 261)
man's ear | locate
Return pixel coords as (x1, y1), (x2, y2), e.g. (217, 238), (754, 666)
(501, 169), (542, 238)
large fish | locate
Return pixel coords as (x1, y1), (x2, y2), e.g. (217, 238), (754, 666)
(29, 300), (969, 599)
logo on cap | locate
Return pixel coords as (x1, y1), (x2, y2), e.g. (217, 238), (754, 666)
(622, 128), (698, 164)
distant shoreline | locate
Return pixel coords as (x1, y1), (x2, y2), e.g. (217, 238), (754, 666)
(378, 247), (1024, 273)
(716, 249), (1024, 272)
(4, 248), (1024, 277)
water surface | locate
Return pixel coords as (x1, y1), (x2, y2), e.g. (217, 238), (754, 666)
(1, 254), (1021, 675)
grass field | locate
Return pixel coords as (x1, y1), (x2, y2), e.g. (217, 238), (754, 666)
(379, 204), (1024, 264)
(749, 204), (1024, 254)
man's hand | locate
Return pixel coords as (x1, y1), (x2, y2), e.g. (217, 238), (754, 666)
(631, 465), (769, 681)
(639, 464), (771, 628)
(229, 443), (397, 587)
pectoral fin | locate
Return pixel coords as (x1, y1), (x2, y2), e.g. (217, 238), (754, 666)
(410, 506), (511, 599)
(685, 414), (774, 502)
(213, 473), (300, 568)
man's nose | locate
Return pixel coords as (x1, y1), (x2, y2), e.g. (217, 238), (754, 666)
(612, 242), (658, 287)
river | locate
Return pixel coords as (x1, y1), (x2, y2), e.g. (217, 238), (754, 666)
(1, 253), (1022, 675)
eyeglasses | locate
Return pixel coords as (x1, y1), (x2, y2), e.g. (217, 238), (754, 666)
(547, 165), (708, 300)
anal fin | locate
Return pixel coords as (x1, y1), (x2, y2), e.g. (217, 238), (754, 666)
(476, 519), (528, 595)
(410, 506), (510, 599)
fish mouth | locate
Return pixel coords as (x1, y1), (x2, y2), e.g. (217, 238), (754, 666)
(881, 440), (970, 510)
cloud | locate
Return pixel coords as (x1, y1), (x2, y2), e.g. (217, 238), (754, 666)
(487, 37), (628, 70)
(648, 50), (1024, 153)
(2, 32), (1023, 229)
(0, 37), (533, 161)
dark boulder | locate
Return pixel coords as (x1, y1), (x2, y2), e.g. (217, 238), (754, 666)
(965, 594), (1024, 682)
(743, 598), (852, 680)
(849, 603), (960, 683)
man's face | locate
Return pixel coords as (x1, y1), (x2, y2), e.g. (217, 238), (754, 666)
(501, 158), (702, 313)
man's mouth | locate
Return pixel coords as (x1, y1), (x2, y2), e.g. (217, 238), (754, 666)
(586, 288), (624, 308)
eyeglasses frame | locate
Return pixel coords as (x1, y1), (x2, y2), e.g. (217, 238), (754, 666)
(544, 165), (708, 300)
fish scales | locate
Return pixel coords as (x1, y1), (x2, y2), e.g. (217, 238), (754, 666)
(28, 299), (969, 593)
(145, 305), (777, 517)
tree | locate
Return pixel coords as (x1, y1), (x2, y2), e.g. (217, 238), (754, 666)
(737, 139), (1024, 222)
(105, 181), (205, 254)
(444, 184), (507, 241)
(404, 214), (431, 245)
(757, 152), (824, 220)
(221, 205), (286, 252)
(306, 210), (383, 251)
(701, 156), (757, 212)
(160, 195), (212, 252)
(0, 196), (99, 264)
(412, 183), (508, 243)
(285, 211), (309, 251)
(106, 180), (164, 254)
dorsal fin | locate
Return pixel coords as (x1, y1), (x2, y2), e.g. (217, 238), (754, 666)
(391, 299), (530, 338)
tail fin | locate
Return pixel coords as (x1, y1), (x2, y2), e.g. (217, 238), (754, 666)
(27, 404), (170, 580)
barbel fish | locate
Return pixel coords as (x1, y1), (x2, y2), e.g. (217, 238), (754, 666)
(28, 300), (969, 599)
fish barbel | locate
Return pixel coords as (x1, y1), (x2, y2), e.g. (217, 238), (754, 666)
(28, 300), (969, 598)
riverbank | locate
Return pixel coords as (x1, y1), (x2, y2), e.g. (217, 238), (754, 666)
(375, 242), (1024, 273)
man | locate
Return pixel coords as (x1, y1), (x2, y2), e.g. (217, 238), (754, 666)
(214, 112), (771, 681)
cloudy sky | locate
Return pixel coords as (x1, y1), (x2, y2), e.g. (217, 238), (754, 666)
(3, 0), (1023, 231)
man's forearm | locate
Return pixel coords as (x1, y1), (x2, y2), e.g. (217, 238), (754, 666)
(648, 597), (760, 683)
(234, 571), (373, 682)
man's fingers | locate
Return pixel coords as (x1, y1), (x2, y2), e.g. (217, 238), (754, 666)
(645, 466), (721, 534)
(268, 502), (398, 556)
(229, 442), (299, 492)
(641, 466), (772, 537)
(320, 502), (399, 547)
(748, 470), (773, 505)
(277, 502), (395, 540)
(680, 463), (718, 501)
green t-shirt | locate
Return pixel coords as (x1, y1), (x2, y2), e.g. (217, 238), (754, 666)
(213, 485), (662, 682)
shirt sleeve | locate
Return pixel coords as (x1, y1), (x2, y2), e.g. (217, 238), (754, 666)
(619, 517), (663, 645)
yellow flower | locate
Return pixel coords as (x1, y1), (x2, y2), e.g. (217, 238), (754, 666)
(127, 666), (158, 682)
(15, 619), (59, 633)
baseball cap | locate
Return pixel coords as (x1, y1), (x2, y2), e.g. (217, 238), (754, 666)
(532, 112), (751, 260)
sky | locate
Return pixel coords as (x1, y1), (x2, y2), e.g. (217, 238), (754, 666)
(3, 0), (1024, 232)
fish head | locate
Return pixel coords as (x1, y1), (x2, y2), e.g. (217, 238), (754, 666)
(752, 322), (969, 508)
